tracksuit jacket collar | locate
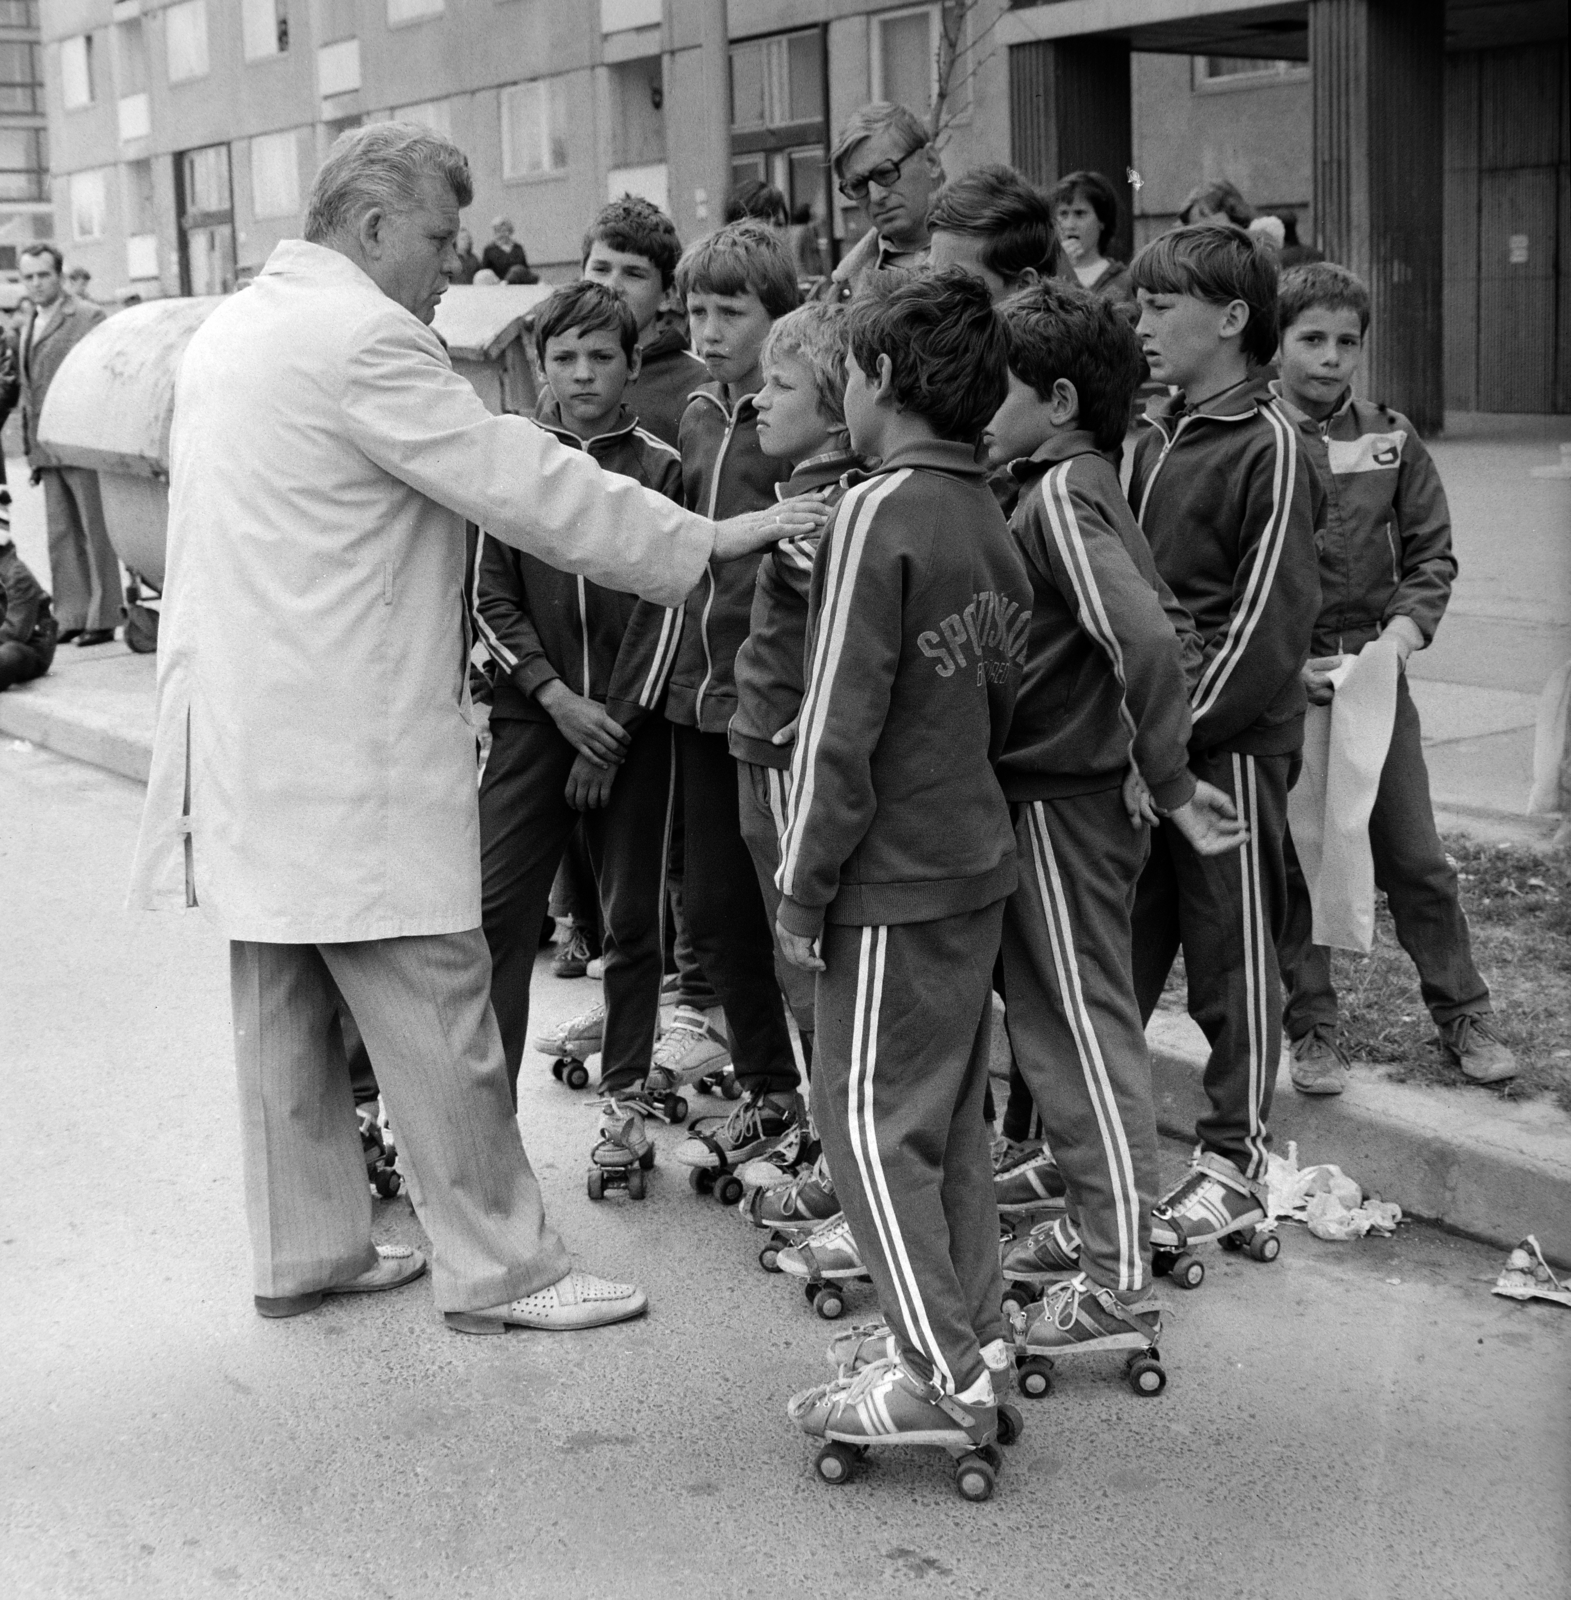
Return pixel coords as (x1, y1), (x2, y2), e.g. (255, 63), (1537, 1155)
(853, 438), (990, 482)
(775, 448), (861, 500)
(1007, 429), (1108, 484)
(532, 397), (641, 453)
(1144, 368), (1277, 433)
(686, 379), (759, 423)
(1267, 377), (1357, 432)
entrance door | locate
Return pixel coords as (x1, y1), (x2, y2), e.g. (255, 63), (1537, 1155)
(176, 142), (235, 296)
(1477, 167), (1560, 412)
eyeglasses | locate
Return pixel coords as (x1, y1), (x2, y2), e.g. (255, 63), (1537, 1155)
(837, 144), (926, 202)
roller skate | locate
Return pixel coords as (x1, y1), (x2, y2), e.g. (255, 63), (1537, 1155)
(645, 1006), (740, 1103)
(356, 1101), (402, 1199)
(674, 1089), (803, 1208)
(788, 1356), (1019, 1501)
(747, 1152), (839, 1271)
(825, 1324), (1016, 1394)
(1150, 1149), (1279, 1290)
(1010, 1273), (1165, 1398)
(777, 1213), (871, 1320)
(999, 1216), (1082, 1315)
(551, 921), (595, 979)
(994, 1145), (1067, 1217)
(586, 1098), (655, 1202)
(536, 1002), (604, 1093)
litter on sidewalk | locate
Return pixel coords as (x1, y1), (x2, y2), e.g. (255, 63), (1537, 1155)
(1491, 1236), (1571, 1309)
(1264, 1142), (1403, 1241)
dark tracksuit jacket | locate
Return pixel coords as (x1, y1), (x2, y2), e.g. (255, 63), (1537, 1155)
(474, 404), (684, 1096)
(778, 440), (1034, 1397)
(995, 433), (1200, 1294)
(729, 447), (861, 1036)
(623, 324), (710, 450)
(668, 382), (798, 1089)
(1274, 386), (1486, 1034)
(0, 538), (56, 689)
(1126, 372), (1323, 1182)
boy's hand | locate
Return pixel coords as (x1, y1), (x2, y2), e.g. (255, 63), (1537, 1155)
(775, 915), (825, 972)
(1380, 615), (1424, 664)
(713, 496), (831, 561)
(1166, 781), (1249, 856)
(535, 680), (630, 766)
(1122, 767), (1158, 828)
(771, 715), (800, 749)
(1302, 654), (1344, 706)
(564, 754), (617, 811)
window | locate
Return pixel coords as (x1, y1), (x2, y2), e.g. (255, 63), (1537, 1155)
(61, 35), (94, 110)
(118, 92), (150, 142)
(250, 128), (300, 218)
(1194, 57), (1307, 88)
(387, 0), (443, 24)
(115, 19), (149, 93)
(0, 3), (38, 27)
(0, 41), (40, 114)
(394, 99), (452, 140)
(242, 0), (289, 60)
(127, 235), (159, 280)
(872, 4), (968, 124)
(166, 1), (210, 84)
(0, 127), (45, 202)
(71, 168), (108, 240)
(318, 38), (360, 97)
(500, 79), (567, 180)
(729, 30), (822, 133)
(123, 158), (156, 234)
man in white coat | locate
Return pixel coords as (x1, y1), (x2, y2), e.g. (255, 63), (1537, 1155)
(129, 123), (823, 1334)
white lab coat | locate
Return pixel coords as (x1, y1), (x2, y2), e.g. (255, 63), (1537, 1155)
(129, 239), (712, 942)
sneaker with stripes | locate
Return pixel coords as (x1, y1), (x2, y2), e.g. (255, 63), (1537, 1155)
(993, 1147), (1068, 1216)
(1151, 1150), (1268, 1253)
(1010, 1274), (1166, 1398)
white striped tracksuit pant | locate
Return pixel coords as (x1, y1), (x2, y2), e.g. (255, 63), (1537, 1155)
(1001, 792), (1160, 1294)
(812, 901), (1006, 1397)
(1131, 749), (1296, 1184)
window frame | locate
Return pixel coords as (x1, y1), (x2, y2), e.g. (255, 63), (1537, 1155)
(869, 2), (970, 127)
(499, 77), (568, 183)
(60, 34), (95, 111)
(249, 127), (301, 220)
(1191, 55), (1309, 93)
(241, 0), (289, 61)
(164, 0), (211, 86)
(70, 167), (108, 241)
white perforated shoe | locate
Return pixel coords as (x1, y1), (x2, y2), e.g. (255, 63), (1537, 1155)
(444, 1269), (649, 1334)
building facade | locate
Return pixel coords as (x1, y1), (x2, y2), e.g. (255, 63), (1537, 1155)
(0, 0), (50, 271)
(39, 1), (1569, 421)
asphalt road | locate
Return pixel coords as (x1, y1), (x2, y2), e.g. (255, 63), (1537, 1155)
(3, 739), (1568, 1600)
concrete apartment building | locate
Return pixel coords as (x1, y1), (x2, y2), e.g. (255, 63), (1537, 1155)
(38, 1), (1569, 428)
(0, 0), (49, 269)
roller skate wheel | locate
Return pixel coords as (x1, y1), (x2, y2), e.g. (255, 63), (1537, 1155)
(373, 1169), (401, 1199)
(639, 1146), (656, 1171)
(1219, 1229), (1246, 1253)
(1248, 1230), (1280, 1263)
(954, 1453), (996, 1503)
(586, 1168), (605, 1202)
(1127, 1356), (1166, 1396)
(759, 1245), (782, 1273)
(815, 1442), (857, 1485)
(813, 1287), (846, 1321)
(551, 1060), (565, 1082)
(714, 1174), (745, 1207)
(1017, 1357), (1053, 1400)
(720, 1074), (744, 1102)
(666, 1094), (689, 1124)
(1172, 1253), (1205, 1290)
(1000, 1284), (1033, 1320)
(1151, 1249), (1175, 1277)
(564, 1061), (590, 1091)
(627, 1166), (647, 1201)
(695, 1075), (717, 1097)
(689, 1168), (715, 1195)
(996, 1402), (1024, 1447)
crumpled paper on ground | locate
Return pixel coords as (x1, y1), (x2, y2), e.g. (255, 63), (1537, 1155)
(1285, 638), (1401, 953)
(1492, 1235), (1571, 1308)
(1264, 1142), (1403, 1240)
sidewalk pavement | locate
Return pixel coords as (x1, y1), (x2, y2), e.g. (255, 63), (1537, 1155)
(4, 430), (1569, 1265)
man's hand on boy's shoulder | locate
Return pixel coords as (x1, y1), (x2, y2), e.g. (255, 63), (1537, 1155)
(712, 494), (832, 562)
(776, 915), (825, 973)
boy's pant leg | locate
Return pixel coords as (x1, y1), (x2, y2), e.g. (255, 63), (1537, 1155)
(1280, 827), (1339, 1041)
(479, 718), (578, 1099)
(736, 760), (818, 1037)
(1370, 675), (1490, 1025)
(675, 726), (796, 1093)
(1131, 825), (1183, 1023)
(1168, 751), (1294, 1182)
(811, 905), (1007, 1395)
(585, 721), (675, 1094)
(1002, 795), (1159, 1293)
(665, 770), (720, 1011)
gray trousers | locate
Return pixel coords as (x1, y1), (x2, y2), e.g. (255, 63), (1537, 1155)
(42, 466), (119, 634)
(230, 929), (570, 1312)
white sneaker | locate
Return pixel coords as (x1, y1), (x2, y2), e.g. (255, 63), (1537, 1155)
(444, 1270), (648, 1334)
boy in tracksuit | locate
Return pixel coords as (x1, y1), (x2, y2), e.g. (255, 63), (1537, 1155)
(1125, 224), (1324, 1255)
(984, 283), (1247, 1335)
(778, 271), (1034, 1466)
(658, 222), (805, 1171)
(475, 282), (683, 1116)
(1272, 263), (1515, 1092)
(730, 302), (861, 1066)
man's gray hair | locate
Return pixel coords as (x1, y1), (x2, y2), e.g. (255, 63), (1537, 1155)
(830, 102), (929, 178)
(304, 121), (473, 242)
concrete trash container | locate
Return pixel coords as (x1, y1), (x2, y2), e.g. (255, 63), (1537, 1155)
(430, 282), (553, 416)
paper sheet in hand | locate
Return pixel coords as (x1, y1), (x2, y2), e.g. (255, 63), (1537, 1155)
(1285, 638), (1400, 953)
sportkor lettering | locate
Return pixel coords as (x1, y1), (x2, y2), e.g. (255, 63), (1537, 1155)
(917, 589), (1032, 679)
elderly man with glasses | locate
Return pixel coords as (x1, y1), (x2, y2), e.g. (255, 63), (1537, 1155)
(822, 101), (945, 302)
